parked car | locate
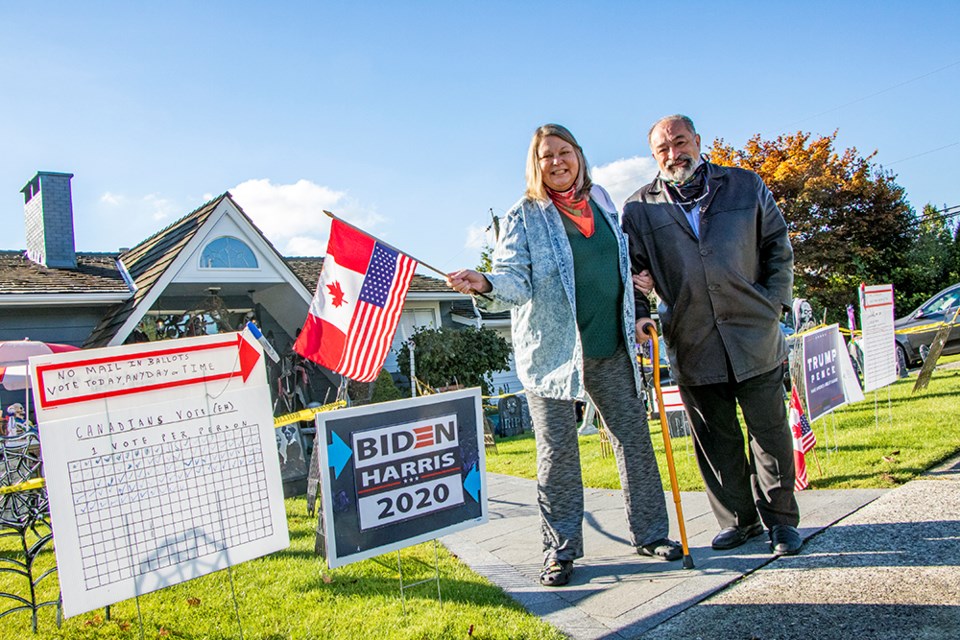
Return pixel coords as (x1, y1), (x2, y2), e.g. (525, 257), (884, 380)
(894, 282), (960, 367)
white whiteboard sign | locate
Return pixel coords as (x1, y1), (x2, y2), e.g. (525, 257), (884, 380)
(30, 332), (289, 618)
(859, 284), (898, 392)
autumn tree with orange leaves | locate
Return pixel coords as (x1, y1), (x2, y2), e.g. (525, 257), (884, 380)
(709, 131), (914, 321)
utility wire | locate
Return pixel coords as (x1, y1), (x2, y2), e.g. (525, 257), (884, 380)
(908, 204), (960, 227)
(886, 142), (960, 166)
(769, 59), (960, 133)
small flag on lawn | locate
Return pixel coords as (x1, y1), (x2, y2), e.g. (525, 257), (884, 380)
(789, 386), (816, 490)
(294, 218), (417, 383)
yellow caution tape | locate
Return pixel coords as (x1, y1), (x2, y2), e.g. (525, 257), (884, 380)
(274, 400), (347, 428)
(0, 477), (46, 495)
(481, 390), (526, 400)
(787, 320), (957, 342)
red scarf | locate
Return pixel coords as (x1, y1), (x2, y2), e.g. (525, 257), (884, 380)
(548, 187), (594, 237)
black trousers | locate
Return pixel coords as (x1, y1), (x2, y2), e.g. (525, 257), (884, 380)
(678, 363), (799, 530)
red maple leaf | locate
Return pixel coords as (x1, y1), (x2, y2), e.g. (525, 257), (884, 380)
(326, 280), (347, 307)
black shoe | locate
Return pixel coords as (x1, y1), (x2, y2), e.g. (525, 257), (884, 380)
(540, 559), (574, 587)
(711, 522), (764, 550)
(770, 525), (803, 556)
(638, 538), (683, 561)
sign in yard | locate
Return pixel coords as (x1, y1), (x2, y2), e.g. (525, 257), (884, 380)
(658, 385), (690, 438)
(913, 306), (960, 393)
(859, 284), (898, 392)
(316, 388), (487, 568)
(29, 331), (289, 618)
(802, 324), (865, 422)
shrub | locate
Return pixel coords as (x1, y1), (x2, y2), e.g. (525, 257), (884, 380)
(397, 326), (511, 396)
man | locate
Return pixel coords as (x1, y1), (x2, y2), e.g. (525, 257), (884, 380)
(621, 114), (802, 556)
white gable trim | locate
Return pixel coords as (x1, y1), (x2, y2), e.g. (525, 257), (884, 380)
(107, 197), (313, 346)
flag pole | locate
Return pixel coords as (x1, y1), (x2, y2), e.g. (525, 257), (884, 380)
(323, 210), (451, 280)
(323, 210), (492, 300)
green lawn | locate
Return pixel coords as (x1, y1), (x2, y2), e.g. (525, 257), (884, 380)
(487, 360), (960, 492)
(0, 499), (564, 640)
(3, 361), (957, 638)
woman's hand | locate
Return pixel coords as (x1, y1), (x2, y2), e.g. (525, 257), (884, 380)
(446, 269), (492, 295)
(633, 270), (655, 295)
(635, 317), (657, 342)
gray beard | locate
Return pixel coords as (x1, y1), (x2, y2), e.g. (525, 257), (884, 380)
(663, 156), (703, 185)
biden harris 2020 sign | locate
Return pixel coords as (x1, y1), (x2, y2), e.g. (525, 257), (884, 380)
(316, 388), (487, 568)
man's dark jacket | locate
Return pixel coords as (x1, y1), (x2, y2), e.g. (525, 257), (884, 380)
(621, 162), (793, 386)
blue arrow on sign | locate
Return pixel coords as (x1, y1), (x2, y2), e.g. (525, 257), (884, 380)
(463, 463), (481, 502)
(328, 431), (353, 479)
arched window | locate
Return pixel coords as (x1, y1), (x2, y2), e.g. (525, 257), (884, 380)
(199, 236), (258, 269)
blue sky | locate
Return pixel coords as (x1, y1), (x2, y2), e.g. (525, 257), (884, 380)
(2, 1), (958, 276)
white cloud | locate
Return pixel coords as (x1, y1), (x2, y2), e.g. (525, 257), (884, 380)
(592, 156), (659, 211)
(143, 194), (176, 221)
(229, 178), (383, 256)
(285, 235), (329, 256)
(97, 191), (175, 222)
(464, 223), (492, 250)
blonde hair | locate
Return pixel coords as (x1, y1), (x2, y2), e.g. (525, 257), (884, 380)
(524, 124), (592, 201)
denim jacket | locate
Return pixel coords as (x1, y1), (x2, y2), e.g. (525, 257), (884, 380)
(477, 185), (642, 400)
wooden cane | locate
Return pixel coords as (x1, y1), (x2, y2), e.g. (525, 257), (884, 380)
(646, 326), (695, 569)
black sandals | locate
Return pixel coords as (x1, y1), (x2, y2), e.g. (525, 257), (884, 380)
(540, 559), (574, 587)
(638, 538), (683, 561)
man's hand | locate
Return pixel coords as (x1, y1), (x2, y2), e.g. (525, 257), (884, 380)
(632, 270), (655, 295)
(635, 317), (657, 342)
(446, 269), (492, 295)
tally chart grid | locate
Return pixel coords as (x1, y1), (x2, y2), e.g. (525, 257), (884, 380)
(67, 423), (273, 590)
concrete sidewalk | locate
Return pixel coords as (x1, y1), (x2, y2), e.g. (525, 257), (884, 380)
(443, 454), (960, 639)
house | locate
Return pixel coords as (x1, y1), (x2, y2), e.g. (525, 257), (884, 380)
(1, 171), (519, 411)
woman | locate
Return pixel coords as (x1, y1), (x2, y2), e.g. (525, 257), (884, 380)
(447, 124), (680, 587)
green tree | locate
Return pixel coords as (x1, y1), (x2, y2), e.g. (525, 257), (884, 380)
(477, 212), (499, 273)
(709, 131), (914, 320)
(397, 325), (511, 395)
(370, 368), (404, 403)
(953, 224), (960, 284)
(894, 204), (957, 312)
(477, 244), (494, 273)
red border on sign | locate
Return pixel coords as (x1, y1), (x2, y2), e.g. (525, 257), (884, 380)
(862, 284), (894, 309)
(35, 338), (241, 409)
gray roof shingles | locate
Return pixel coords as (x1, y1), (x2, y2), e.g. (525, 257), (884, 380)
(83, 194), (225, 347)
(285, 258), (452, 294)
(4, 194), (458, 348)
(0, 250), (128, 295)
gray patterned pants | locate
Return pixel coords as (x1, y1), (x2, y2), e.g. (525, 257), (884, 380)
(527, 347), (670, 562)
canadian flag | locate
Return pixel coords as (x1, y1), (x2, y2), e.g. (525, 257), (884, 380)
(294, 218), (417, 383)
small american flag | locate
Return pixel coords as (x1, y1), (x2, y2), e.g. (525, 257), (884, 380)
(789, 386), (816, 491)
(790, 387), (817, 454)
(794, 449), (809, 491)
(339, 243), (416, 381)
(294, 218), (417, 383)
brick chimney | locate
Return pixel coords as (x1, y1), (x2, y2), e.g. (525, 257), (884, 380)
(21, 171), (77, 269)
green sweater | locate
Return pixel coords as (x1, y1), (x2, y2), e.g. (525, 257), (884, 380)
(560, 201), (624, 358)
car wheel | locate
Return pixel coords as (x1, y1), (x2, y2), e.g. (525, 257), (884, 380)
(896, 343), (910, 372)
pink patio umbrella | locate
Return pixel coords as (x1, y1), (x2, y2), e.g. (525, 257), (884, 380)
(0, 339), (80, 367)
(0, 364), (30, 391)
(0, 340), (81, 421)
